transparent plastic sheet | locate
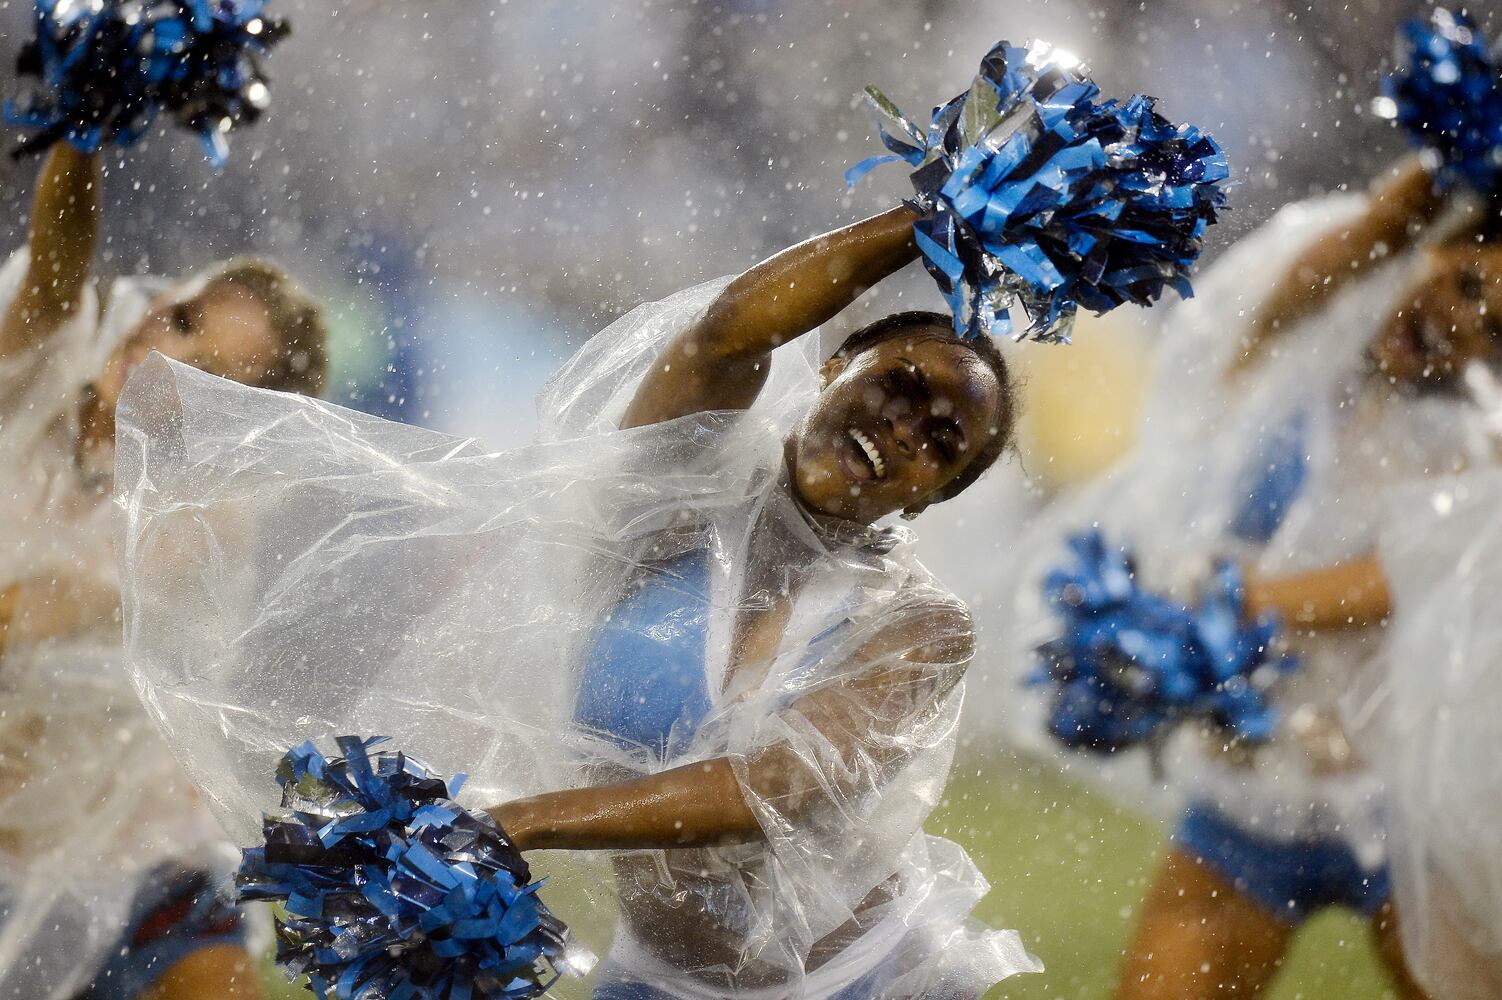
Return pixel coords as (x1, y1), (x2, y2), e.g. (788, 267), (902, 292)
(986, 193), (1494, 849)
(114, 277), (1040, 998)
(0, 249), (229, 999)
(1374, 472), (1502, 1000)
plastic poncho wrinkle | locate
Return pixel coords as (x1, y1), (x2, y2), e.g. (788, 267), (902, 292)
(114, 276), (1038, 998)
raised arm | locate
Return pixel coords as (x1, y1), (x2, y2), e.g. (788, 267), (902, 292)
(1229, 157), (1443, 377)
(0, 144), (102, 358)
(620, 204), (922, 430)
(1244, 553), (1392, 631)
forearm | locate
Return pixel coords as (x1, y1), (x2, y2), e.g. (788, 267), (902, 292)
(1234, 157), (1441, 374)
(622, 204), (922, 427)
(1295, 156), (1440, 292)
(0, 577), (118, 653)
(696, 204), (921, 357)
(488, 756), (764, 852)
(1, 145), (101, 352)
(0, 584), (18, 658)
(1244, 553), (1392, 630)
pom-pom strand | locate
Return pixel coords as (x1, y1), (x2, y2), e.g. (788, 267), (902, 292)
(238, 736), (569, 1000)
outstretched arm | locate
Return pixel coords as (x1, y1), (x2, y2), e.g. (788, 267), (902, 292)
(1229, 157), (1443, 377)
(621, 204), (922, 430)
(1244, 553), (1392, 631)
(488, 601), (969, 852)
(0, 145), (101, 358)
(489, 757), (759, 851)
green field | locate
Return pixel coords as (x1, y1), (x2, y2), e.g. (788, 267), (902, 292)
(931, 751), (1400, 1000)
(261, 750), (1401, 999)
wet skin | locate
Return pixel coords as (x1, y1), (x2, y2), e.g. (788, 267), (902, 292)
(1368, 244), (1502, 388)
(788, 333), (1003, 524)
(490, 208), (1000, 990)
(1121, 216), (1486, 1000)
(89, 283), (280, 417)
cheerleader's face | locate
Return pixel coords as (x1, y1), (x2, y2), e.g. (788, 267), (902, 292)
(93, 283), (280, 413)
(1369, 246), (1502, 387)
(789, 334), (1002, 523)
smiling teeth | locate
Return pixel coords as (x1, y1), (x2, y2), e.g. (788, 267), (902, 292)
(849, 428), (885, 478)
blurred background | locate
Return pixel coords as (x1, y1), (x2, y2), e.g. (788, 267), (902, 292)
(1, 0), (1483, 996)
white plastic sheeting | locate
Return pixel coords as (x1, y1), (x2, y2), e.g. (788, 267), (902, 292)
(115, 278), (1039, 998)
(1376, 471), (1502, 1000)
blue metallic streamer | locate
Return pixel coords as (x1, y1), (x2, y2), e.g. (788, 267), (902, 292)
(5, 0), (288, 167)
(1031, 531), (1296, 753)
(238, 736), (568, 1000)
(1378, 8), (1502, 197)
(847, 40), (1230, 342)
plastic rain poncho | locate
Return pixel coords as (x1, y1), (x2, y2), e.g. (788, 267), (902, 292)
(113, 277), (1040, 999)
(0, 249), (232, 1000)
(1373, 469), (1502, 1000)
(989, 192), (1499, 867)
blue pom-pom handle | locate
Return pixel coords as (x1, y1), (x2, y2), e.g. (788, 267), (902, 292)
(1031, 531), (1296, 753)
(238, 736), (568, 1000)
(847, 40), (1230, 342)
(5, 0), (289, 167)
(1377, 8), (1502, 197)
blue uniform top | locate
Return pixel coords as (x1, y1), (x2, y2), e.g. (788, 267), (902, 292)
(574, 547), (716, 761)
(1229, 409), (1309, 544)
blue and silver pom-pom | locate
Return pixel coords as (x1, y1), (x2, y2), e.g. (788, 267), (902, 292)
(238, 736), (568, 1000)
(1031, 531), (1296, 754)
(846, 40), (1230, 342)
(1376, 8), (1502, 197)
(5, 0), (289, 167)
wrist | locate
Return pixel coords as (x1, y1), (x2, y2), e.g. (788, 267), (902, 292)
(487, 798), (543, 852)
(1240, 568), (1277, 621)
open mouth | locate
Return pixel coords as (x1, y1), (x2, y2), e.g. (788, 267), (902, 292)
(847, 427), (886, 480)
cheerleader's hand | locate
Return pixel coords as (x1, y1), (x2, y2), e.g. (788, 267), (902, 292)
(486, 798), (541, 853)
(1285, 704), (1362, 776)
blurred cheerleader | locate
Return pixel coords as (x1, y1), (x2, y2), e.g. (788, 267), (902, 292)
(0, 141), (327, 999)
(1001, 15), (1502, 996)
(1107, 154), (1474, 1000)
(1008, 156), (1500, 1000)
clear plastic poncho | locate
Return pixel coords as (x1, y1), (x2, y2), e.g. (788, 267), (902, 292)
(114, 277), (1040, 998)
(989, 193), (1497, 859)
(0, 249), (231, 1000)
(1375, 469), (1502, 1000)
